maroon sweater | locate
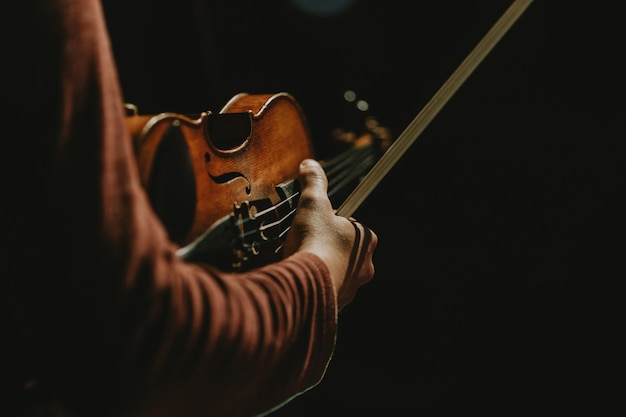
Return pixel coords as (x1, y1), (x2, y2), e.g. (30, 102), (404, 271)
(0, 1), (337, 416)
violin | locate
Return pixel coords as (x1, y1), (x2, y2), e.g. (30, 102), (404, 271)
(126, 0), (533, 271)
(126, 92), (388, 271)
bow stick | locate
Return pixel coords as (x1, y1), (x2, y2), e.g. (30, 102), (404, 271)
(336, 0), (534, 218)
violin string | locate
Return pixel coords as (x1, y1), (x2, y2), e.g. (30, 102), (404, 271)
(233, 190), (300, 245)
(322, 145), (366, 174)
(258, 207), (297, 235)
(238, 206), (298, 241)
(234, 192), (300, 226)
(327, 148), (376, 188)
(328, 154), (377, 199)
(322, 145), (373, 177)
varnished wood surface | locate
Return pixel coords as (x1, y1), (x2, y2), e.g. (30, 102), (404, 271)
(127, 92), (314, 245)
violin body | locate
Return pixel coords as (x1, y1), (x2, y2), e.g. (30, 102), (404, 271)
(127, 91), (386, 270)
(127, 92), (315, 253)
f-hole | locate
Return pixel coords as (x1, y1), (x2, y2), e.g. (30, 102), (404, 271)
(205, 112), (252, 150)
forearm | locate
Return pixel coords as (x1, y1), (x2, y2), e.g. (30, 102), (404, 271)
(114, 252), (336, 416)
(2, 1), (339, 415)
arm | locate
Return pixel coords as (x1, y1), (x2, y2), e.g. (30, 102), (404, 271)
(1, 1), (375, 416)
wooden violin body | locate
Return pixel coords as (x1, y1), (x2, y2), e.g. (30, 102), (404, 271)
(127, 92), (314, 252)
(127, 92), (384, 270)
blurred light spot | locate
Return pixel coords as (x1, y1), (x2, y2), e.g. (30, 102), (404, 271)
(356, 100), (369, 111)
(344, 89), (357, 102)
(290, 0), (356, 16)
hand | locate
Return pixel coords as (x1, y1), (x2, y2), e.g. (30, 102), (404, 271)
(282, 159), (377, 309)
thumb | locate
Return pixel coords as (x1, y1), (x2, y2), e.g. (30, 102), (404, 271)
(298, 159), (328, 197)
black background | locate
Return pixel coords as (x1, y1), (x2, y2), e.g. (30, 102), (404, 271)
(104, 0), (624, 412)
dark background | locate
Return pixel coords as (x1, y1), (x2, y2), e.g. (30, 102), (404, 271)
(104, 0), (624, 412)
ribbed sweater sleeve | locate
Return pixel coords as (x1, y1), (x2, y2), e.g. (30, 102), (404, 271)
(1, 1), (339, 416)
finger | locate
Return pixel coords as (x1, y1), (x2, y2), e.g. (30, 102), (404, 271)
(298, 159), (328, 195)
